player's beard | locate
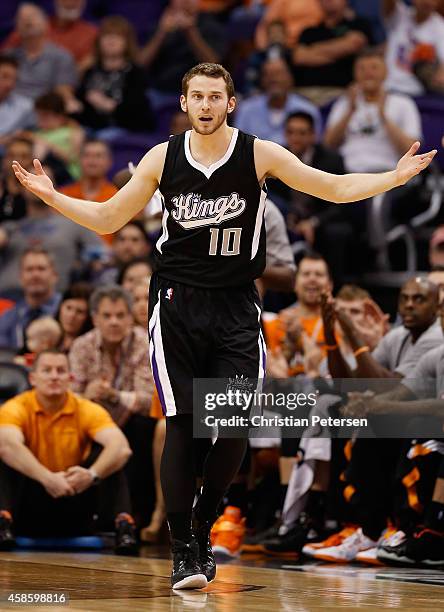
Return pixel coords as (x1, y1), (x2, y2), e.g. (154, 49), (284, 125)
(189, 107), (228, 135)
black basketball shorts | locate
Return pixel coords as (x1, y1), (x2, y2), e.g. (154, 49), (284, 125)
(148, 273), (266, 416)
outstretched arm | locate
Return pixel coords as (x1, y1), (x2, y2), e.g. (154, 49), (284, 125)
(255, 139), (436, 204)
(12, 142), (168, 234)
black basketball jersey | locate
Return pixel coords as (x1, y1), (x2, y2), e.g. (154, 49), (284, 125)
(154, 128), (267, 288)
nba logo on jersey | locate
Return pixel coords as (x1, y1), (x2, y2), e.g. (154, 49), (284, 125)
(165, 288), (174, 301)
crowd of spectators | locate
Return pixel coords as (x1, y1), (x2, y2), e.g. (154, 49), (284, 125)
(0, 0), (443, 567)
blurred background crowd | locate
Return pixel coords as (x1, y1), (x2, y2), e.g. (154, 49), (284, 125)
(0, 0), (443, 568)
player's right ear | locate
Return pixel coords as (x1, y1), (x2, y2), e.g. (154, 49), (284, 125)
(180, 95), (187, 113)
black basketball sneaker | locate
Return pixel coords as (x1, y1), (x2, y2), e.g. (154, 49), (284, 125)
(171, 538), (208, 590)
(192, 514), (217, 583)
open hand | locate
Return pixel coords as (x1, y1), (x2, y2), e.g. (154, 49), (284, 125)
(396, 142), (436, 186)
(12, 158), (55, 206)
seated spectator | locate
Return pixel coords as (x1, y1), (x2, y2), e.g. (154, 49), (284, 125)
(95, 221), (152, 285)
(69, 285), (155, 526)
(263, 253), (333, 376)
(4, 4), (78, 107)
(383, 0), (444, 96)
(2, 1), (97, 74)
(267, 111), (350, 282)
(255, 0), (323, 51)
(60, 139), (118, 244)
(293, 0), (372, 105)
(140, 0), (227, 107)
(0, 349), (136, 554)
(0, 56), (35, 146)
(0, 247), (61, 350)
(0, 171), (106, 296)
(324, 49), (422, 173)
(23, 92), (85, 182)
(76, 16), (154, 138)
(0, 137), (33, 223)
(235, 57), (321, 145)
(14, 316), (62, 367)
(117, 258), (153, 296)
(55, 282), (93, 353)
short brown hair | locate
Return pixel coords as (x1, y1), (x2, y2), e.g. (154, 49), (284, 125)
(296, 252), (332, 281)
(336, 284), (370, 301)
(33, 348), (69, 370)
(182, 63), (235, 99)
(20, 246), (55, 269)
(355, 47), (385, 64)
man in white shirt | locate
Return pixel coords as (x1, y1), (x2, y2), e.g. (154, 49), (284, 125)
(324, 47), (422, 173)
(383, 0), (444, 96)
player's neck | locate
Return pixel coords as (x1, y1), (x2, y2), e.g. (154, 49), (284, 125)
(189, 124), (233, 167)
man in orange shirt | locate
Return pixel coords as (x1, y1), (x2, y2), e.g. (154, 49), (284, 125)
(61, 139), (117, 244)
(0, 349), (136, 554)
(264, 253), (333, 377)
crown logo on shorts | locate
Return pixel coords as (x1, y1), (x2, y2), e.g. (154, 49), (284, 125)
(226, 375), (253, 393)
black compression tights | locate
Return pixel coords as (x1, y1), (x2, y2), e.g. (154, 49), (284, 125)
(160, 414), (247, 541)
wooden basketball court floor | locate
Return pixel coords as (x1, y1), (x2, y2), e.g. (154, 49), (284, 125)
(0, 546), (443, 611)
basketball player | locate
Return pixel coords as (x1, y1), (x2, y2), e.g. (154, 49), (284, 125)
(12, 63), (436, 590)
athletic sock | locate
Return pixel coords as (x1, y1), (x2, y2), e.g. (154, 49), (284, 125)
(167, 511), (193, 543)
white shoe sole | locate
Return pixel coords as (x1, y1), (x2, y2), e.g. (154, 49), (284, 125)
(212, 545), (239, 558)
(172, 574), (208, 590)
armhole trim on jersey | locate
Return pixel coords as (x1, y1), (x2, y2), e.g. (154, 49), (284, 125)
(155, 192), (169, 255)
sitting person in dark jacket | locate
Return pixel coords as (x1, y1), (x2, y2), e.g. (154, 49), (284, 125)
(267, 111), (352, 283)
(76, 16), (154, 138)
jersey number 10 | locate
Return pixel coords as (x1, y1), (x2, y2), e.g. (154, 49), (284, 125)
(208, 228), (242, 256)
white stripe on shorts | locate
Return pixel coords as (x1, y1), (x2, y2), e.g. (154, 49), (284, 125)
(148, 291), (177, 416)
